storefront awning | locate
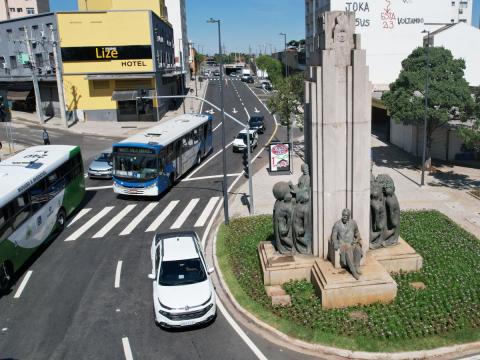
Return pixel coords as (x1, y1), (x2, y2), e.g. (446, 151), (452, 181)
(85, 73), (154, 81)
(7, 90), (32, 101)
(111, 90), (138, 101)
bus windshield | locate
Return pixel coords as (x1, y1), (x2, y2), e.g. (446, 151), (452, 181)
(114, 154), (158, 180)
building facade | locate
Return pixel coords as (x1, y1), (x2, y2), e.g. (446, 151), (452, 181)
(0, 13), (60, 116)
(58, 10), (176, 122)
(0, 0), (49, 21)
(77, 0), (167, 19)
(164, 0), (188, 88)
(305, 0), (475, 87)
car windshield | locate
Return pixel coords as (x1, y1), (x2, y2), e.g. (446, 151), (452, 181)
(158, 258), (207, 286)
(114, 154), (158, 180)
(236, 133), (253, 143)
(95, 152), (112, 162)
(249, 118), (263, 125)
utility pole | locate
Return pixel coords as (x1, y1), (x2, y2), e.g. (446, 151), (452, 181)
(4, 0), (10, 20)
(191, 41), (198, 97)
(24, 26), (44, 124)
(179, 38), (185, 114)
(50, 26), (68, 128)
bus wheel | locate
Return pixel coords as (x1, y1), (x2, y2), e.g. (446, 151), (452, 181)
(0, 262), (12, 293)
(196, 152), (201, 165)
(56, 209), (66, 232)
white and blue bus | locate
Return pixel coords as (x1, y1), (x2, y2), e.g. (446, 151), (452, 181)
(112, 113), (213, 196)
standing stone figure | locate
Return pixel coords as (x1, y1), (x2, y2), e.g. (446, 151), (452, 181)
(370, 180), (387, 249)
(293, 190), (312, 254)
(383, 176), (400, 246)
(272, 182), (295, 254)
(330, 209), (363, 280)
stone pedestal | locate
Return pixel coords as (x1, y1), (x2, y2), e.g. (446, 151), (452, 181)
(259, 242), (316, 286)
(311, 253), (397, 309)
(370, 237), (423, 274)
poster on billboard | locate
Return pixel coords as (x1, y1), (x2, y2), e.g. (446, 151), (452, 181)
(269, 142), (291, 173)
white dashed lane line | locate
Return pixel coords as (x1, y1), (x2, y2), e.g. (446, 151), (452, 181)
(14, 270), (33, 299)
(114, 261), (123, 289)
(122, 337), (134, 360)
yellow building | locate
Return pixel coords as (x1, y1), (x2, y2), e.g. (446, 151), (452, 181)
(77, 0), (168, 20)
(57, 10), (179, 122)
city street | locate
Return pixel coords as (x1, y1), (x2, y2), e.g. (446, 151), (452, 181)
(0, 77), (314, 360)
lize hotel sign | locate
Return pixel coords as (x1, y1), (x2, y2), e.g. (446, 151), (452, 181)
(269, 142), (291, 173)
(61, 45), (152, 68)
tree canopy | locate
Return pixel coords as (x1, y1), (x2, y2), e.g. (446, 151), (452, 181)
(255, 55), (283, 85)
(382, 46), (475, 165)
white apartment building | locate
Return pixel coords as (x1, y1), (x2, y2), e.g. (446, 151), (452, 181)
(165, 0), (189, 86)
(0, 0), (49, 21)
(305, 0), (475, 87)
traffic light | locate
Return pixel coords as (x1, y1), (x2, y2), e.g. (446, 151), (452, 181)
(242, 149), (249, 177)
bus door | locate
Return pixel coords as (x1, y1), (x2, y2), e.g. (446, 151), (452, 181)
(158, 150), (169, 191)
(175, 139), (182, 177)
(204, 121), (213, 155)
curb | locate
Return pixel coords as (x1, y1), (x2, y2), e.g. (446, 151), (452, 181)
(210, 223), (480, 360)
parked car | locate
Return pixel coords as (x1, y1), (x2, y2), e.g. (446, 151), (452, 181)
(261, 81), (273, 91)
(149, 231), (217, 328)
(248, 116), (266, 134)
(87, 150), (113, 179)
(241, 74), (254, 83)
(232, 129), (258, 152)
(229, 72), (237, 78)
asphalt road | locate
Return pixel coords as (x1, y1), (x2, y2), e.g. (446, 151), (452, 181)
(0, 77), (316, 360)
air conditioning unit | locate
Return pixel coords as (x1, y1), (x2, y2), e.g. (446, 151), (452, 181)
(1, 63), (8, 69)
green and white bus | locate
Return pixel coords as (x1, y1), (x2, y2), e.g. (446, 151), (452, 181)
(0, 145), (85, 292)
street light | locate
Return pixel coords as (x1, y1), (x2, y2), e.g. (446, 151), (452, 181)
(178, 38), (186, 114)
(207, 17), (230, 225)
(420, 29), (430, 186)
(279, 32), (287, 77)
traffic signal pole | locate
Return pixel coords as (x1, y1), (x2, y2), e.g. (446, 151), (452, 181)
(245, 124), (254, 215)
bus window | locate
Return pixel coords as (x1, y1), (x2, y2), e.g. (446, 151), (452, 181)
(203, 123), (208, 139)
(193, 128), (200, 145)
(12, 193), (30, 229)
(0, 207), (13, 242)
(159, 150), (166, 173)
(182, 135), (191, 150)
(30, 179), (48, 213)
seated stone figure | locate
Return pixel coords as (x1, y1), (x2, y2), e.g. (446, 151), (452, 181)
(330, 209), (363, 280)
(272, 182), (295, 254)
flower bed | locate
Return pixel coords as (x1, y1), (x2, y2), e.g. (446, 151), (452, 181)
(217, 211), (480, 352)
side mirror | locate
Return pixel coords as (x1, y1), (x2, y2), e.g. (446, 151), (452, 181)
(148, 273), (155, 280)
(207, 267), (215, 274)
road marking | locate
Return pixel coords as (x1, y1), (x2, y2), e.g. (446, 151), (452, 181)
(65, 207), (114, 241)
(122, 337), (134, 360)
(170, 198), (199, 229)
(254, 107), (260, 113)
(199, 79), (209, 114)
(183, 173), (242, 182)
(194, 197), (220, 227)
(114, 261), (123, 288)
(213, 123), (222, 132)
(93, 205), (136, 238)
(14, 270), (33, 299)
(120, 203), (157, 236)
(86, 185), (113, 191)
(217, 298), (268, 360)
(146, 200), (179, 232)
(232, 107), (238, 114)
(67, 208), (91, 228)
(184, 141), (235, 180)
(84, 173), (88, 178)
(244, 107), (250, 118)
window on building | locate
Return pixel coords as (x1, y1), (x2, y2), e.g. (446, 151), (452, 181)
(49, 52), (54, 67)
(17, 8), (23, 13)
(9, 56), (17, 69)
(92, 80), (110, 90)
(451, 1), (455, 5)
(0, 57), (5, 69)
(459, 1), (468, 8)
(35, 53), (43, 68)
(9, 8), (15, 12)
(26, 8), (35, 14)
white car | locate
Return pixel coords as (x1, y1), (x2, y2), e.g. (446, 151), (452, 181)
(149, 231), (217, 328)
(232, 129), (258, 152)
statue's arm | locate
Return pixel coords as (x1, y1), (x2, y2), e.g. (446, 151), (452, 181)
(354, 222), (362, 247)
(331, 224), (339, 250)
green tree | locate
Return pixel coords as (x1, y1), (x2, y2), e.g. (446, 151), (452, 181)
(382, 46), (475, 169)
(194, 53), (205, 74)
(267, 73), (305, 142)
(255, 55), (283, 85)
(457, 87), (480, 153)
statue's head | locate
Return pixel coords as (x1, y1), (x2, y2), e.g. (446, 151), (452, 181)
(371, 181), (383, 200)
(341, 208), (351, 224)
(296, 190), (310, 204)
(284, 192), (292, 203)
(384, 177), (395, 196)
(272, 181), (290, 201)
(301, 163), (309, 175)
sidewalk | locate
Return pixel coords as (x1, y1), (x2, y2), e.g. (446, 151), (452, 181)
(7, 78), (209, 139)
(229, 134), (480, 240)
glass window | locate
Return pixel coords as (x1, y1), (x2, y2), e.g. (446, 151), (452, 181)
(47, 172), (59, 187)
(35, 53), (43, 68)
(9, 8), (15, 12)
(9, 56), (17, 70)
(29, 178), (48, 213)
(26, 8), (35, 14)
(17, 8), (23, 12)
(12, 194), (30, 229)
(158, 258), (206, 286)
(114, 155), (158, 180)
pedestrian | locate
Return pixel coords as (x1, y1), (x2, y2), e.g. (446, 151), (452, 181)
(0, 96), (6, 122)
(42, 129), (50, 145)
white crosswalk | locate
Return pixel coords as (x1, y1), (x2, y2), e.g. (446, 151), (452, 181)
(64, 197), (219, 241)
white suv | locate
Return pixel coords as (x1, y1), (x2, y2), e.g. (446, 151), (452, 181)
(149, 231), (217, 328)
(232, 129), (258, 152)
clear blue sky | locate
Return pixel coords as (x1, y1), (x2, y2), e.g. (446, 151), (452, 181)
(50, 0), (480, 54)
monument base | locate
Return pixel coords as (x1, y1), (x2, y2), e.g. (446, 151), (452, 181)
(370, 237), (423, 274)
(259, 241), (316, 286)
(311, 253), (397, 309)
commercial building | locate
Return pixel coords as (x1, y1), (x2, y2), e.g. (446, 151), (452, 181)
(0, 0), (49, 21)
(305, 0), (475, 87)
(77, 0), (167, 19)
(58, 10), (176, 122)
(0, 13), (60, 116)
(165, 0), (189, 88)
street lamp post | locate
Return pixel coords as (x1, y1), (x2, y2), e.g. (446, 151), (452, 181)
(279, 32), (287, 77)
(420, 29), (430, 186)
(179, 38), (186, 114)
(208, 18), (229, 225)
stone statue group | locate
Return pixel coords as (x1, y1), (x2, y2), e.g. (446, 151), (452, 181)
(272, 164), (312, 255)
(272, 163), (400, 280)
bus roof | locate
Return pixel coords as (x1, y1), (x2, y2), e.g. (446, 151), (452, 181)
(114, 113), (212, 150)
(0, 145), (79, 208)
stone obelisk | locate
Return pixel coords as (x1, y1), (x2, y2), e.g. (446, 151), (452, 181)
(304, 11), (372, 259)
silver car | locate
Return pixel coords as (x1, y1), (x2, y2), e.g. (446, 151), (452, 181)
(88, 151), (113, 179)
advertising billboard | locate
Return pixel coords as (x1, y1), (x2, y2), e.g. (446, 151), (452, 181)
(269, 142), (291, 173)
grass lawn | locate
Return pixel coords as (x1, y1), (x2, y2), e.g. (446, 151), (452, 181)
(216, 211), (480, 352)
